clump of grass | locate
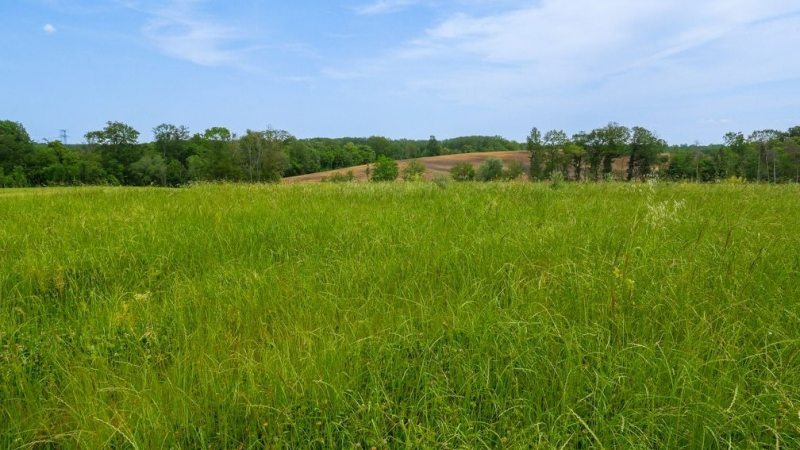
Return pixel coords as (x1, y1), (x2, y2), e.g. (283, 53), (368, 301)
(322, 170), (355, 183)
(1, 183), (799, 448)
(549, 170), (565, 189)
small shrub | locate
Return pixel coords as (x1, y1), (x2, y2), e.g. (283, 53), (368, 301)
(476, 158), (504, 182)
(432, 174), (449, 189)
(322, 171), (355, 183)
(370, 156), (399, 182)
(450, 162), (476, 181)
(402, 160), (427, 181)
(504, 161), (525, 180)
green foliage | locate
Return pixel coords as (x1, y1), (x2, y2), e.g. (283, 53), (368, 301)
(370, 155), (399, 182)
(432, 174), (449, 189)
(628, 127), (665, 180)
(0, 120), (33, 174)
(503, 160), (525, 180)
(402, 159), (426, 181)
(442, 135), (520, 153)
(239, 128), (291, 183)
(424, 135), (441, 157)
(0, 165), (28, 187)
(476, 158), (505, 181)
(450, 162), (476, 181)
(1, 183), (799, 448)
(3, 119), (800, 187)
(549, 170), (565, 189)
(526, 127), (544, 180)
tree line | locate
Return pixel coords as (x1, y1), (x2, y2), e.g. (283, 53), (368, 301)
(0, 120), (518, 187)
(1, 119), (799, 187)
(526, 123), (800, 182)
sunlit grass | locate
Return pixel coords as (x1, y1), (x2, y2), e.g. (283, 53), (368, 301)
(1, 182), (799, 448)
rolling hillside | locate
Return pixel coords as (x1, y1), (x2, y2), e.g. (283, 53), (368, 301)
(283, 150), (634, 182)
(283, 151), (531, 183)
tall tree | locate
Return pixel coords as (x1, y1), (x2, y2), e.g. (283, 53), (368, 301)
(425, 135), (441, 157)
(0, 120), (33, 174)
(748, 130), (781, 182)
(723, 132), (748, 177)
(628, 127), (664, 180)
(596, 123), (631, 179)
(85, 121), (141, 184)
(564, 142), (587, 181)
(543, 129), (569, 175)
(239, 127), (291, 183)
(784, 136), (800, 182)
(153, 124), (190, 185)
(527, 127), (544, 180)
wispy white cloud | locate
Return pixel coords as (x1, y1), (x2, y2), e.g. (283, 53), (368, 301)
(136, 0), (253, 67)
(356, 0), (420, 15)
(43, 23), (57, 34)
(337, 1), (800, 98)
(324, 0), (800, 140)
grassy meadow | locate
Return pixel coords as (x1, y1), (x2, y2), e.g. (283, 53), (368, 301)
(1, 182), (799, 448)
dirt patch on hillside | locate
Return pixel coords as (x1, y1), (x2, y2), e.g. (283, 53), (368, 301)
(283, 151), (532, 183)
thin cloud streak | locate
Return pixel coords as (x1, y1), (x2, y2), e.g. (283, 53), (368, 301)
(356, 0), (420, 15)
(338, 1), (800, 97)
(137, 0), (252, 67)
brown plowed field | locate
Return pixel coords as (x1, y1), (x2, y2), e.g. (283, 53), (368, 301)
(283, 150), (634, 183)
(283, 151), (532, 183)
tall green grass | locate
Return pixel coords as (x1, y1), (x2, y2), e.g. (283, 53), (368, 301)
(1, 182), (799, 448)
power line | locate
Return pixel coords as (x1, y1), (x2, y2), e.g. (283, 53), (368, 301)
(59, 129), (68, 145)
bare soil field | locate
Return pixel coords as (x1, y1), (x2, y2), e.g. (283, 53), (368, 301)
(283, 150), (634, 182)
(283, 151), (532, 183)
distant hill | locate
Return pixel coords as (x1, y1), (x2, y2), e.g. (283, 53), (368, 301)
(283, 150), (634, 183)
(284, 151), (529, 183)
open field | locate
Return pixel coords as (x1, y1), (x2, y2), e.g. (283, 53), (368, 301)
(283, 151), (533, 182)
(283, 151), (634, 183)
(1, 182), (799, 448)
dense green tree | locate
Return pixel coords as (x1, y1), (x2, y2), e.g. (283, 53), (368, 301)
(748, 130), (781, 182)
(425, 135), (442, 157)
(450, 162), (476, 181)
(85, 121), (142, 184)
(666, 150), (696, 180)
(366, 136), (396, 159)
(543, 129), (569, 175)
(594, 123), (631, 180)
(785, 137), (800, 182)
(628, 127), (665, 180)
(0, 120), (33, 174)
(130, 153), (167, 185)
(370, 155), (399, 182)
(443, 136), (519, 153)
(285, 140), (321, 177)
(152, 124), (190, 185)
(402, 160), (426, 181)
(503, 160), (525, 180)
(197, 127), (242, 181)
(527, 127), (544, 180)
(723, 132), (748, 177)
(239, 128), (291, 183)
(477, 158), (505, 182)
(564, 137), (587, 181)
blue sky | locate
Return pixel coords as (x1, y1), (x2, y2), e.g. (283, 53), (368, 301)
(2, 0), (799, 144)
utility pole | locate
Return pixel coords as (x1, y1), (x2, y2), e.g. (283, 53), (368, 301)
(59, 129), (68, 145)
